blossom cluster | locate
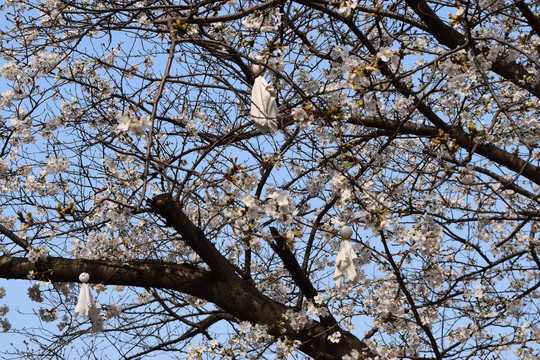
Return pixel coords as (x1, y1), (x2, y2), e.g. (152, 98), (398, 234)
(0, 304), (10, 332)
(115, 113), (152, 135)
(105, 303), (122, 319)
(28, 245), (49, 263)
(241, 8), (281, 32)
(0, 0), (539, 358)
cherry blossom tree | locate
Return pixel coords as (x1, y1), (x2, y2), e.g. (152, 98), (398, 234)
(0, 0), (539, 359)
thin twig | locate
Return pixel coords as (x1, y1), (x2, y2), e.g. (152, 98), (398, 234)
(137, 22), (177, 210)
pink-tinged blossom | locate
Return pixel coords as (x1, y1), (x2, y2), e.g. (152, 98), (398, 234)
(305, 298), (329, 318)
(283, 309), (312, 331)
(291, 107), (307, 121)
(28, 51), (61, 77)
(28, 245), (48, 263)
(0, 305), (8, 318)
(275, 338), (301, 358)
(0, 61), (23, 81)
(342, 349), (361, 360)
(376, 47), (400, 68)
(91, 316), (106, 332)
(116, 114), (131, 133)
(53, 282), (73, 298)
(241, 8), (281, 32)
(130, 114), (151, 133)
(337, 0), (358, 16)
(26, 270), (36, 280)
(268, 190), (290, 209)
(24, 176), (59, 196)
(0, 318), (11, 332)
(0, 89), (20, 107)
(136, 291), (153, 304)
(266, 190), (298, 225)
(0, 304), (10, 332)
(330, 174), (353, 201)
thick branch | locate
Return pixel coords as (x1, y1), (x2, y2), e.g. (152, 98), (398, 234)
(413, 104), (540, 185)
(348, 115), (438, 136)
(269, 227), (319, 299)
(515, 1), (540, 37)
(0, 255), (214, 296)
(0, 223), (29, 250)
(348, 114), (540, 186)
(0, 254), (373, 359)
(149, 193), (237, 277)
(269, 227), (339, 329)
(149, 194), (375, 359)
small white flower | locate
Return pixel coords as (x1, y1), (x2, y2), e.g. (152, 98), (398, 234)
(116, 114), (131, 133)
(27, 270), (36, 280)
(28, 246), (48, 263)
(328, 331), (341, 343)
(291, 107), (307, 121)
(140, 114), (152, 129)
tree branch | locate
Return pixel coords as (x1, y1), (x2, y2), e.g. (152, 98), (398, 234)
(269, 227), (339, 328)
(515, 1), (540, 37)
(0, 254), (373, 359)
(349, 113), (540, 186)
(0, 223), (29, 250)
(291, 2), (540, 185)
(149, 193), (238, 277)
(0, 255), (214, 296)
(148, 194), (375, 359)
(405, 0), (540, 97)
(379, 231), (442, 360)
(153, 0), (281, 25)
